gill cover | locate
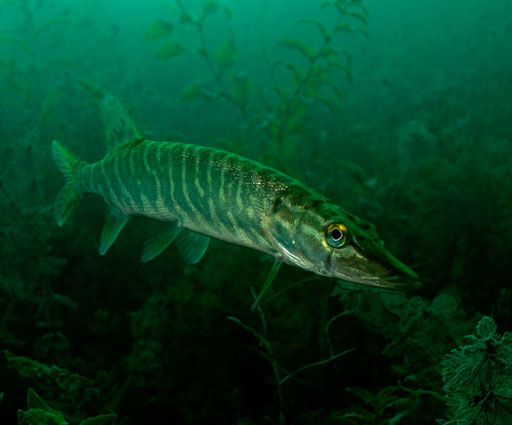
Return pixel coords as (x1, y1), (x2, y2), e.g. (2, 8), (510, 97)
(263, 197), (312, 270)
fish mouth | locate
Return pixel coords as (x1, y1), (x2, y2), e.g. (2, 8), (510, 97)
(338, 266), (421, 290)
(337, 246), (421, 291)
(363, 271), (422, 290)
(359, 241), (422, 290)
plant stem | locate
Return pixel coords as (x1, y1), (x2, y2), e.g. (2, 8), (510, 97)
(272, 10), (345, 165)
(280, 348), (355, 386)
(175, 0), (248, 118)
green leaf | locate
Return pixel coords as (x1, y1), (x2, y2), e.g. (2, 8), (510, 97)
(278, 38), (315, 60)
(34, 17), (69, 38)
(272, 86), (288, 100)
(18, 409), (68, 425)
(223, 6), (232, 21)
(476, 315), (497, 339)
(346, 386), (376, 406)
(202, 1), (219, 18)
(344, 10), (368, 25)
(377, 386), (401, 402)
(79, 414), (117, 425)
(180, 86), (218, 103)
(305, 63), (330, 94)
(320, 0), (338, 8)
(144, 20), (173, 40)
(216, 37), (236, 71)
(180, 13), (195, 24)
(232, 73), (252, 105)
(314, 95), (335, 112)
(335, 23), (369, 37)
(40, 57), (76, 75)
(155, 40), (184, 60)
(27, 389), (52, 411)
(0, 35), (34, 56)
(180, 84), (201, 102)
(4, 351), (99, 407)
(317, 46), (339, 61)
(24, 390), (67, 425)
(430, 294), (458, 316)
(330, 62), (353, 83)
(298, 18), (332, 41)
(285, 63), (304, 85)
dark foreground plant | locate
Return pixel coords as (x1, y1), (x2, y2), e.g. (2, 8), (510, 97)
(439, 316), (512, 425)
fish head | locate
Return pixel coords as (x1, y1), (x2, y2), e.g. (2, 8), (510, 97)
(264, 194), (420, 290)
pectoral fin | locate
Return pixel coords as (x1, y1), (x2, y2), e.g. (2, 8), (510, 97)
(141, 222), (183, 262)
(175, 230), (210, 264)
(99, 207), (130, 255)
(251, 258), (282, 312)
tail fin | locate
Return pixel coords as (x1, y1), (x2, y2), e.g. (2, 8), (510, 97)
(52, 140), (83, 227)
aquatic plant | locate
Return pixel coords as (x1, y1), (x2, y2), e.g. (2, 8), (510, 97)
(144, 0), (368, 170)
(439, 316), (512, 425)
(17, 388), (116, 425)
(332, 385), (412, 424)
(227, 288), (355, 425)
(4, 353), (121, 424)
(0, 0), (75, 107)
(262, 0), (368, 167)
(332, 283), (471, 387)
(145, 0), (239, 105)
(4, 351), (100, 413)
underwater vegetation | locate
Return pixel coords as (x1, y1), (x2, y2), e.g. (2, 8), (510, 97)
(440, 317), (512, 425)
(142, 0), (367, 175)
(1, 0), (512, 424)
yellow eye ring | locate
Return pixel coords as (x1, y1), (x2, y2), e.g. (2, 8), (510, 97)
(326, 223), (347, 248)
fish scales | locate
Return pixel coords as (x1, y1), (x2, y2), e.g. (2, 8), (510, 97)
(77, 140), (300, 253)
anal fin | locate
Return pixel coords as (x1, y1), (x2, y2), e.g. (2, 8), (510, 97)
(175, 230), (210, 264)
(99, 206), (130, 255)
(141, 221), (183, 263)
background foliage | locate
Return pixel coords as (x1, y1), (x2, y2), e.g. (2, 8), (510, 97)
(1, 0), (512, 424)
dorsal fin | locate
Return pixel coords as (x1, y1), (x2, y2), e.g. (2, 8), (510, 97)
(100, 95), (142, 152)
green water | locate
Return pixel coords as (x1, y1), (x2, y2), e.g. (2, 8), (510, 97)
(1, 1), (511, 424)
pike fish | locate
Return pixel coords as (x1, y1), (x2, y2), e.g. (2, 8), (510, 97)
(53, 96), (420, 308)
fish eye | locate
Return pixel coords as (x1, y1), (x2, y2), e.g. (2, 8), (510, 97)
(326, 223), (347, 248)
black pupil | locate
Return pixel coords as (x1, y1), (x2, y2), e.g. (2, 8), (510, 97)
(331, 228), (343, 241)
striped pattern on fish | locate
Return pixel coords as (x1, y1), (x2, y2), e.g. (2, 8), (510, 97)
(75, 139), (303, 254)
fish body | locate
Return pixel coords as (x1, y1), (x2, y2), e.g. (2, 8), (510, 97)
(75, 139), (299, 255)
(53, 95), (420, 293)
